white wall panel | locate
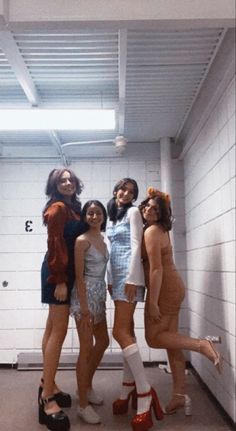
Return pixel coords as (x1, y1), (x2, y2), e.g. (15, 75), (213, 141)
(0, 271), (41, 290)
(0, 216), (45, 234)
(0, 253), (43, 271)
(1, 199), (45, 216)
(184, 68), (236, 421)
(0, 234), (46, 252)
(0, 152), (187, 367)
(1, 182), (44, 199)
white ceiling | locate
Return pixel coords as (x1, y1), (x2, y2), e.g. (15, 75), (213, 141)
(0, 1), (235, 164)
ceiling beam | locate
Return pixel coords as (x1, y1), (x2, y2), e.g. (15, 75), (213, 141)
(118, 29), (127, 135)
(5, 0), (235, 28)
(0, 29), (40, 106)
(48, 130), (69, 167)
(0, 23), (68, 163)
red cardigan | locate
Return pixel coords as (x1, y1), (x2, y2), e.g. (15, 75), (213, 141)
(44, 201), (80, 284)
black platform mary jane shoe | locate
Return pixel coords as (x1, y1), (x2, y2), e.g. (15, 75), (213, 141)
(38, 379), (72, 408)
(38, 395), (70, 431)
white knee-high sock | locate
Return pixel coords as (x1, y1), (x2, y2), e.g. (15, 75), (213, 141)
(123, 343), (151, 414)
(120, 358), (135, 399)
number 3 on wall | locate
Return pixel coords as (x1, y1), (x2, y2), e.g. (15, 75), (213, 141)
(25, 220), (33, 232)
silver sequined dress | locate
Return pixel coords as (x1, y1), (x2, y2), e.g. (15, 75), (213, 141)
(70, 243), (109, 324)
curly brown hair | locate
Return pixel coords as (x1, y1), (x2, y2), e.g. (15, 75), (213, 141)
(139, 195), (173, 231)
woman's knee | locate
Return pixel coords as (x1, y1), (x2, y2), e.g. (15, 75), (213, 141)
(49, 305), (69, 337)
(98, 337), (109, 353)
(112, 326), (121, 344)
(94, 330), (110, 351)
(145, 331), (159, 348)
(113, 301), (136, 343)
(112, 326), (129, 346)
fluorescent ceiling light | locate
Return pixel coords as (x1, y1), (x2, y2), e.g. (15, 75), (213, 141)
(0, 109), (115, 130)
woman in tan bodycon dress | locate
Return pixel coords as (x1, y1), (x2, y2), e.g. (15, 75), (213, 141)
(139, 188), (223, 416)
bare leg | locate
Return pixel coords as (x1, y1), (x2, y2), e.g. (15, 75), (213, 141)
(41, 315), (52, 385)
(41, 314), (67, 394)
(87, 320), (109, 388)
(165, 348), (187, 412)
(165, 316), (186, 412)
(41, 315), (61, 392)
(112, 301), (136, 348)
(145, 311), (221, 412)
(167, 349), (186, 395)
(76, 318), (94, 408)
(145, 312), (186, 412)
(42, 314), (52, 360)
(166, 315), (186, 394)
(145, 313), (219, 363)
(113, 301), (152, 415)
(41, 304), (69, 414)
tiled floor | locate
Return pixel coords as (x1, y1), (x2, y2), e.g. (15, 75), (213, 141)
(0, 366), (233, 431)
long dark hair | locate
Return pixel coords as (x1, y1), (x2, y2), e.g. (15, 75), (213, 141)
(43, 168), (84, 223)
(107, 178), (139, 222)
(139, 196), (173, 231)
(82, 200), (107, 232)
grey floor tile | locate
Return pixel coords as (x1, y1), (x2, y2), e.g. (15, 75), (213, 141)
(0, 367), (233, 431)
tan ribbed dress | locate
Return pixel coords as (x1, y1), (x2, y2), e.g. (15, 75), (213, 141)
(143, 242), (185, 316)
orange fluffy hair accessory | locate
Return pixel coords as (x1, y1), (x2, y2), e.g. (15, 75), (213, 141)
(147, 187), (171, 205)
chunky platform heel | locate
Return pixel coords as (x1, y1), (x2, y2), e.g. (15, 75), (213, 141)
(38, 378), (72, 408)
(131, 387), (163, 431)
(39, 395), (70, 431)
(113, 382), (137, 415)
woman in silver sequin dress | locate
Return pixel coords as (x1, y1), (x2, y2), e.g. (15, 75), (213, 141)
(70, 200), (109, 424)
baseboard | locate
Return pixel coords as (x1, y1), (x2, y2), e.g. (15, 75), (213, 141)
(16, 352), (125, 370)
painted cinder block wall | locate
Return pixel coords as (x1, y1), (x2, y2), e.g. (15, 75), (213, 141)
(0, 153), (186, 365)
(0, 31), (234, 422)
(183, 33), (235, 420)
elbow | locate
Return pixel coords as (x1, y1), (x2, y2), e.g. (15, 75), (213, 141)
(150, 268), (163, 281)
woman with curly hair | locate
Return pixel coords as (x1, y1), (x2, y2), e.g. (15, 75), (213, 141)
(139, 188), (222, 416)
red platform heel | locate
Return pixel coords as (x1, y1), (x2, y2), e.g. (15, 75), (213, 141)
(131, 388), (163, 431)
(113, 382), (137, 415)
